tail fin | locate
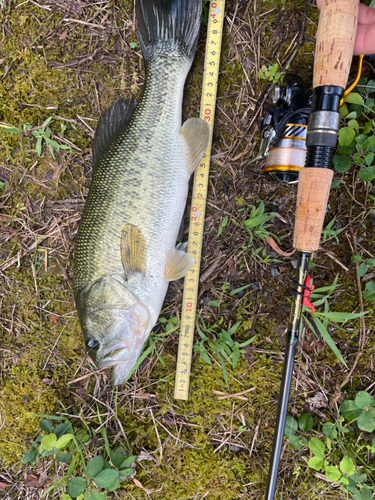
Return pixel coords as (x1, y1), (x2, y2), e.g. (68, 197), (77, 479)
(135, 0), (202, 60)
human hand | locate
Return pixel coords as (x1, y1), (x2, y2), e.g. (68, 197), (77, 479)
(317, 0), (375, 55)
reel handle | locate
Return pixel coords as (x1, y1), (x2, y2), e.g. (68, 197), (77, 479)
(294, 0), (359, 252)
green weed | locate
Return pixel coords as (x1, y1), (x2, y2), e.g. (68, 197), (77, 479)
(242, 201), (277, 244)
(363, 281), (375, 301)
(234, 201), (282, 265)
(194, 318), (256, 386)
(302, 275), (368, 366)
(321, 216), (345, 243)
(352, 253), (375, 278)
(334, 82), (375, 182)
(208, 281), (231, 308)
(218, 215), (229, 236)
(285, 391), (375, 500)
(258, 63), (286, 84)
(322, 212), (365, 244)
(350, 249), (375, 304)
(0, 117), (75, 158)
(22, 416), (136, 500)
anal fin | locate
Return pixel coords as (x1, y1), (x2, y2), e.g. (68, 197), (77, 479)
(165, 247), (195, 281)
(181, 118), (210, 175)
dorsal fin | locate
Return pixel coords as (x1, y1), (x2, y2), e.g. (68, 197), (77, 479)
(92, 98), (137, 172)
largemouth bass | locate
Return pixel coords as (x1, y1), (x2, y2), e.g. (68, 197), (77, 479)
(73, 0), (210, 385)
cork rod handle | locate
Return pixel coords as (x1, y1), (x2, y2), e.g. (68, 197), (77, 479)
(313, 0), (359, 89)
(293, 168), (333, 251)
(293, 0), (359, 252)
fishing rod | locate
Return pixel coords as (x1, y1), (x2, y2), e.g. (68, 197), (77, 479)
(264, 0), (359, 498)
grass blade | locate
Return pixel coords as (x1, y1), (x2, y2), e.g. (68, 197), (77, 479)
(124, 343), (153, 383)
(317, 311), (368, 322)
(312, 315), (347, 367)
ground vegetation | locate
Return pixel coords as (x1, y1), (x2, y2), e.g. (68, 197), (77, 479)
(0, 0), (374, 498)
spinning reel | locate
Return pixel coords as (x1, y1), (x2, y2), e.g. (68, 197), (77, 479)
(253, 55), (364, 184)
(251, 75), (312, 184)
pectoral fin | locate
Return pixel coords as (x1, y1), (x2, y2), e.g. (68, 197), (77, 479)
(165, 247), (195, 281)
(181, 118), (210, 175)
(120, 224), (147, 279)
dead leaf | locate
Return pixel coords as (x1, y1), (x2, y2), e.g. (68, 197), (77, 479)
(0, 482), (10, 489)
(137, 451), (157, 462)
(59, 30), (68, 40)
(41, 378), (53, 385)
(266, 237), (295, 257)
(133, 478), (161, 495)
(243, 345), (254, 366)
(51, 314), (58, 323)
(25, 475), (39, 488)
(307, 392), (328, 411)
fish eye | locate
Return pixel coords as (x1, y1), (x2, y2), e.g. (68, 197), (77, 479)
(86, 337), (100, 350)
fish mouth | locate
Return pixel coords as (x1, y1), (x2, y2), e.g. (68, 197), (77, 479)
(98, 338), (144, 386)
(98, 339), (131, 368)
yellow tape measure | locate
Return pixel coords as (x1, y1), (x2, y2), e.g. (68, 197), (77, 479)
(174, 0), (225, 401)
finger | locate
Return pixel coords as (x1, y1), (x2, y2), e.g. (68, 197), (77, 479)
(354, 23), (375, 55)
(357, 3), (375, 25)
(316, 0), (375, 25)
(315, 1), (375, 55)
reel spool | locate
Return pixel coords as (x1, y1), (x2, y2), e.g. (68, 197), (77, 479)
(263, 120), (308, 184)
(252, 75), (312, 184)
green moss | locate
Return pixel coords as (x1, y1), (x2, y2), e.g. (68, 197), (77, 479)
(111, 346), (281, 497)
(0, 366), (56, 465)
(133, 446), (247, 499)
